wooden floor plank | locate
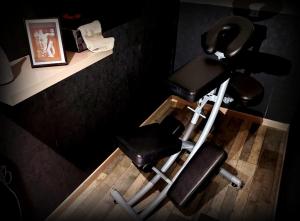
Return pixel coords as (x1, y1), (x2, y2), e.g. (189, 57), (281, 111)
(86, 163), (140, 221)
(47, 96), (289, 221)
(239, 123), (260, 162)
(58, 156), (132, 221)
(227, 120), (252, 165)
(218, 186), (239, 221)
(270, 130), (288, 219)
(247, 125), (267, 165)
(229, 161), (256, 221)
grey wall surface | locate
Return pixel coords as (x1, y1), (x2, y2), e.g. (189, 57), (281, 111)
(175, 2), (300, 123)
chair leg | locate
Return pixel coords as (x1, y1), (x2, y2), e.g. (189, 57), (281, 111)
(127, 151), (181, 206)
(111, 156), (178, 220)
(111, 188), (142, 221)
(219, 167), (243, 188)
(140, 185), (170, 219)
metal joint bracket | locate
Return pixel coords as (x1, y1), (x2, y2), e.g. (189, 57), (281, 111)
(152, 167), (172, 184)
(181, 140), (195, 152)
(207, 94), (218, 103)
(223, 96), (234, 104)
(187, 106), (206, 122)
(215, 51), (225, 60)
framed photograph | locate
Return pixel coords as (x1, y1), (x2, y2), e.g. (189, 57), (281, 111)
(25, 18), (67, 68)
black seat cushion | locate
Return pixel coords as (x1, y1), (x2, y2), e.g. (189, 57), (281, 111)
(168, 142), (227, 207)
(116, 123), (182, 170)
(168, 56), (229, 102)
(160, 115), (185, 137)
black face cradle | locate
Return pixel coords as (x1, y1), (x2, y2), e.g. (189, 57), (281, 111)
(202, 16), (254, 58)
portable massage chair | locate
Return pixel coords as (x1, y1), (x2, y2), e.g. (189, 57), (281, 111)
(111, 15), (263, 220)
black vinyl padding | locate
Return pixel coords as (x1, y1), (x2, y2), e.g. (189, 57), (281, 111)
(168, 142), (227, 207)
(202, 16), (254, 58)
(116, 116), (184, 170)
(160, 115), (185, 138)
(229, 74), (264, 105)
(168, 57), (229, 102)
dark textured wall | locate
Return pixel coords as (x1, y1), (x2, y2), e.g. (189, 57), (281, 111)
(1, 2), (180, 170)
(175, 2), (300, 123)
(0, 1), (180, 220)
(0, 20), (149, 220)
(1, 19), (144, 170)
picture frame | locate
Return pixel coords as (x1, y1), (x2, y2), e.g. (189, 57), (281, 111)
(24, 18), (67, 68)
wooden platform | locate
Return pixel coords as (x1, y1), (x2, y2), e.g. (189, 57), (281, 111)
(46, 96), (289, 221)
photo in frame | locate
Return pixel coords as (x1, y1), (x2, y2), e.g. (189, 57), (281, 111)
(25, 18), (67, 68)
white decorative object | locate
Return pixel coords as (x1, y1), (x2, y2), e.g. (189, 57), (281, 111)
(78, 20), (115, 53)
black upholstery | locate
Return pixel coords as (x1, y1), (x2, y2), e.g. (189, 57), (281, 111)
(169, 16), (256, 102)
(168, 57), (229, 102)
(160, 115), (185, 137)
(229, 74), (264, 105)
(168, 142), (227, 206)
(202, 16), (254, 58)
(116, 116), (184, 170)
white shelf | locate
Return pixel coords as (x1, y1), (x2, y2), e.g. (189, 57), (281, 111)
(0, 49), (113, 106)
